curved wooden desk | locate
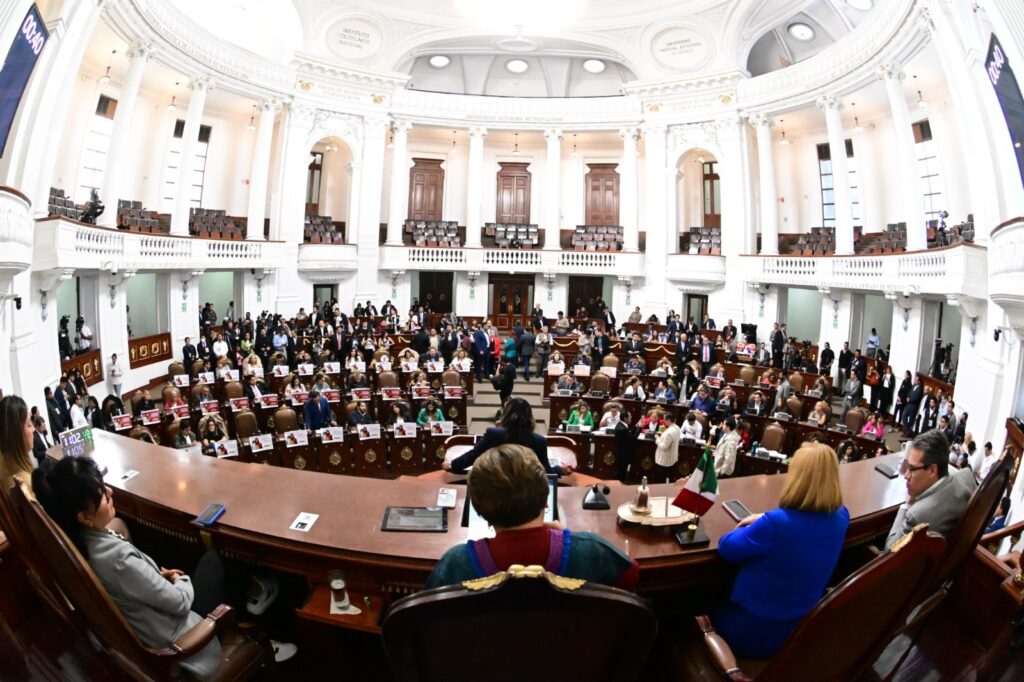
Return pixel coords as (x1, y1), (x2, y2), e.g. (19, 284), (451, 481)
(54, 431), (906, 631)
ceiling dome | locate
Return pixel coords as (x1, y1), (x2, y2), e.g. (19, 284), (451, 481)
(745, 0), (874, 77)
(168, 0), (304, 64)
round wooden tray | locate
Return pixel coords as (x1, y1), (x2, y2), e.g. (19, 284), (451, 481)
(616, 502), (693, 527)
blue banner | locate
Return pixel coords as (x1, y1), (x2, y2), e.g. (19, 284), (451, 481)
(986, 33), (1024, 187)
(0, 4), (48, 157)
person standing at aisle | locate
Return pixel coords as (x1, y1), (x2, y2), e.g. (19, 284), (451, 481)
(108, 353), (123, 400)
(519, 328), (535, 381)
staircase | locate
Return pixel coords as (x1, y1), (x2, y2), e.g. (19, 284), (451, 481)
(468, 375), (549, 436)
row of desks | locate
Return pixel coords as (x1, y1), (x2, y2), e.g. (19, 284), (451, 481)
(61, 431), (906, 632)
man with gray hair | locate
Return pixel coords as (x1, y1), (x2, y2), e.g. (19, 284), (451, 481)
(885, 429), (977, 549)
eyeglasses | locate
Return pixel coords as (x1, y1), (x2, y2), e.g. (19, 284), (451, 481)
(900, 461), (930, 476)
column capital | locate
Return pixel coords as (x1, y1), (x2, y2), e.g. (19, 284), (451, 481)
(256, 98), (279, 113)
(618, 127), (639, 141)
(640, 124), (667, 137)
(748, 113), (772, 128)
(543, 128), (563, 142)
(346, 161), (363, 173)
(878, 62), (905, 82)
(127, 41), (154, 61)
(468, 126), (488, 139)
(815, 94), (844, 112)
(391, 119), (413, 134)
(188, 76), (214, 93)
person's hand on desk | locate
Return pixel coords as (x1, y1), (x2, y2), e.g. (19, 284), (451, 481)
(559, 464), (574, 476)
(160, 567), (185, 583)
(737, 513), (763, 528)
(441, 459), (452, 472)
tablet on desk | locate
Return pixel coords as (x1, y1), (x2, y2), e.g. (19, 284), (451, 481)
(381, 507), (448, 532)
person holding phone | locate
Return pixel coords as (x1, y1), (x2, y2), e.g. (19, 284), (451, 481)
(709, 443), (849, 658)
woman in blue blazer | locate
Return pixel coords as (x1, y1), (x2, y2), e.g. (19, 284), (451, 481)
(712, 442), (849, 658)
(443, 398), (571, 476)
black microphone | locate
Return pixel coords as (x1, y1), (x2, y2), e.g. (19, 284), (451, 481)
(582, 484), (611, 510)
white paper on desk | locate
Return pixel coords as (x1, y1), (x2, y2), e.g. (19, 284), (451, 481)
(289, 512), (319, 533)
(114, 469), (140, 483)
(330, 600), (363, 616)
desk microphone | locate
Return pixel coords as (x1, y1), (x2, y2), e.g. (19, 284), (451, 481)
(583, 484), (611, 510)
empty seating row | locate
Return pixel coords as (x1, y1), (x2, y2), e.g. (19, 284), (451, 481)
(404, 219), (458, 233)
(304, 214), (345, 244)
(116, 200), (162, 233)
(190, 207), (244, 240)
(680, 226), (721, 255)
(47, 187), (82, 220)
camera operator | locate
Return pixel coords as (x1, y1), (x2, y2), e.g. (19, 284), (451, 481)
(58, 315), (73, 361)
(75, 316), (93, 354)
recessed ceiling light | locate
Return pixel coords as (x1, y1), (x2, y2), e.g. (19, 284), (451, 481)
(505, 58), (529, 74)
(582, 59), (606, 74)
(845, 0), (874, 10)
(428, 55), (450, 69)
(787, 22), (815, 42)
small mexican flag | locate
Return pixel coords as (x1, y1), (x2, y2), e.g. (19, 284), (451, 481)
(673, 444), (718, 516)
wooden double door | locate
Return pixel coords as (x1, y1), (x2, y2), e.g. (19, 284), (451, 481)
(496, 163), (531, 224)
(585, 164), (620, 226)
(408, 158), (444, 222)
(489, 274), (534, 330)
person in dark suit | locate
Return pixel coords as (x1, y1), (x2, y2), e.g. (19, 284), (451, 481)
(711, 443), (849, 658)
(443, 397), (570, 475)
(878, 366), (896, 417)
(182, 337), (197, 367)
(624, 332), (645, 358)
(32, 415), (53, 465)
(850, 350), (867, 384)
(196, 336), (212, 362)
(667, 316), (680, 336)
(818, 342), (834, 377)
(330, 329), (348, 361)
(721, 319), (737, 345)
(473, 325), (490, 381)
(518, 330), (535, 381)
(44, 386), (66, 436)
(837, 342), (852, 381)
(698, 337), (715, 377)
(304, 391), (336, 430)
(410, 328), (430, 359)
(243, 374), (269, 404)
(686, 317), (700, 338)
(901, 375), (924, 436)
(675, 334), (691, 368)
(347, 401), (374, 427)
(602, 307), (616, 332)
(133, 389), (156, 416)
(439, 325), (459, 365)
(701, 313), (716, 330)
(770, 323), (785, 369)
(54, 376), (72, 428)
(755, 342), (772, 367)
(591, 329), (610, 367)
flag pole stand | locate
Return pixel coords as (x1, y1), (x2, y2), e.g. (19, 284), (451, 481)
(673, 514), (710, 548)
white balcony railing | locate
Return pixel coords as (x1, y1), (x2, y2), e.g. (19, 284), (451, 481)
(296, 242), (360, 272)
(990, 217), (1024, 330)
(378, 245), (646, 276)
(32, 218), (286, 272)
(666, 253), (728, 289)
(0, 185), (34, 274)
(741, 243), (989, 298)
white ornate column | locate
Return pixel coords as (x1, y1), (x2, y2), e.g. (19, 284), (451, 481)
(543, 128), (562, 250)
(619, 128), (639, 251)
(345, 161), (363, 245)
(246, 99), (276, 240)
(817, 95), (854, 255)
(170, 77), (212, 236)
(355, 118), (388, 302)
(98, 43), (151, 227)
(385, 120), (412, 246)
(751, 114), (778, 255)
(879, 64), (927, 250)
(642, 124), (668, 311)
(464, 127), (486, 248)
